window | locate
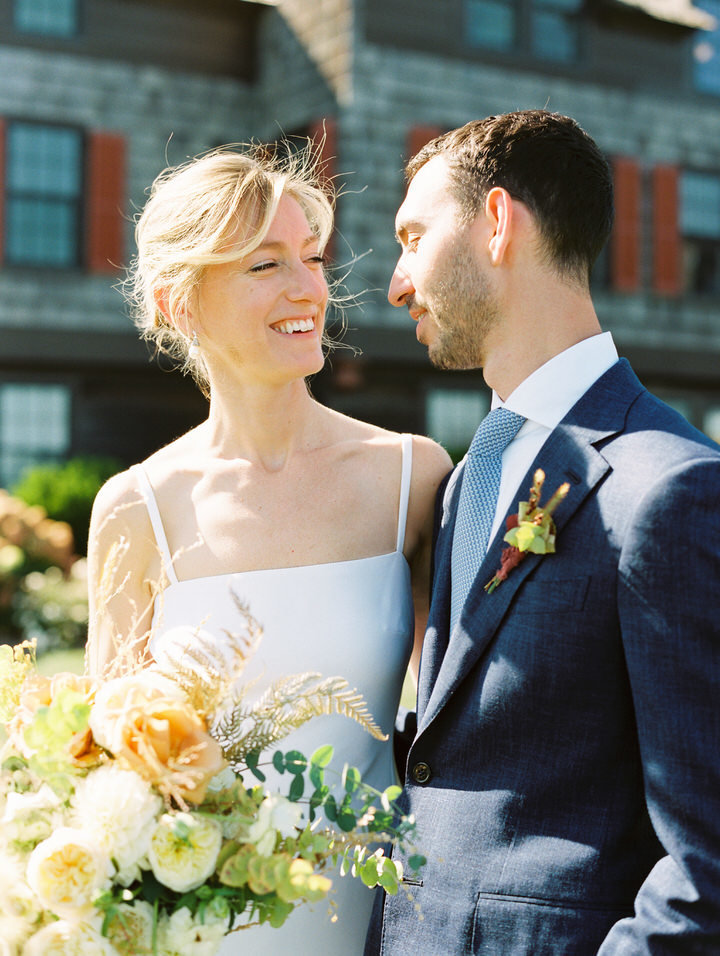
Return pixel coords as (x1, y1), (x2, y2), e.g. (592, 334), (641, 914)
(14, 0), (79, 37)
(426, 389), (490, 462)
(466, 0), (515, 51)
(465, 0), (582, 62)
(693, 0), (720, 94)
(531, 0), (581, 61)
(680, 170), (720, 294)
(703, 405), (720, 443)
(0, 384), (71, 489)
(5, 121), (84, 268)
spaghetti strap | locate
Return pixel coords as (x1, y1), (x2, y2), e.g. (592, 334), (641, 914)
(131, 464), (179, 586)
(396, 434), (413, 553)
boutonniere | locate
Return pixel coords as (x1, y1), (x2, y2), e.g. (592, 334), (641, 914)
(484, 469), (570, 594)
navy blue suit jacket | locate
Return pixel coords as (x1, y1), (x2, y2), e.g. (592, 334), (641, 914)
(367, 360), (720, 955)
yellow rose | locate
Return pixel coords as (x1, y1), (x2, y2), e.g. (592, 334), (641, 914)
(89, 673), (225, 805)
(148, 811), (222, 892)
(26, 827), (113, 921)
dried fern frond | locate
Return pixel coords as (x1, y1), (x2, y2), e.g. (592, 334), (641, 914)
(152, 605), (263, 718)
(214, 672), (387, 769)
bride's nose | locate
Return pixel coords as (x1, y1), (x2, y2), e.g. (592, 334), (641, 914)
(287, 260), (327, 303)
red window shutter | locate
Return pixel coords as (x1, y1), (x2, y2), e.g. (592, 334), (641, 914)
(652, 164), (681, 296)
(0, 117), (6, 265)
(307, 117), (337, 188)
(86, 131), (126, 274)
(407, 125), (442, 161)
(610, 157), (642, 293)
(307, 118), (337, 258)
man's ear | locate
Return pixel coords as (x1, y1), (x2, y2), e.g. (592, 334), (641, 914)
(485, 186), (513, 266)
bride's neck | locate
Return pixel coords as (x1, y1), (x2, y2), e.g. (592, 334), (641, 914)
(203, 377), (323, 471)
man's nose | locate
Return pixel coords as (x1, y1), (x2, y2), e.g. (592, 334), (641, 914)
(388, 261), (414, 307)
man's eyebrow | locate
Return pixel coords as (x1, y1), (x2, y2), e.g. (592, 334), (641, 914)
(395, 219), (424, 242)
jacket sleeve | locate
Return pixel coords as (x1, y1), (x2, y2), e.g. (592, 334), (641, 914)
(598, 456), (720, 953)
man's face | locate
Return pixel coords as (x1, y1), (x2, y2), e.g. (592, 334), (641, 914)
(389, 155), (499, 371)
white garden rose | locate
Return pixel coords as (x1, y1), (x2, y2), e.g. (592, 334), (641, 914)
(206, 765), (236, 793)
(0, 911), (33, 955)
(26, 827), (113, 920)
(71, 764), (162, 884)
(1, 784), (63, 851)
(148, 812), (222, 892)
(0, 850), (42, 925)
(103, 899), (155, 955)
(21, 919), (120, 955)
(156, 905), (227, 956)
(246, 793), (303, 856)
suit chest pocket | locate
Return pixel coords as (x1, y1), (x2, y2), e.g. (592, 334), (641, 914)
(513, 576), (592, 614)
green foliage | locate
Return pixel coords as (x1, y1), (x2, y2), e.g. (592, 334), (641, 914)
(12, 456), (121, 554)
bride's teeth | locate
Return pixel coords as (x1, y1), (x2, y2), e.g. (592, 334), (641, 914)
(275, 319), (314, 334)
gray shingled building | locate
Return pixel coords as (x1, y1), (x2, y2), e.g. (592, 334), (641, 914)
(2, 0), (720, 484)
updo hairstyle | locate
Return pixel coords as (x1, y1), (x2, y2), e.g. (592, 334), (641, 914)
(124, 143), (335, 394)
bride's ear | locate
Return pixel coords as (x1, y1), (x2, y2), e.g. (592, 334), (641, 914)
(485, 187), (513, 266)
(154, 287), (192, 335)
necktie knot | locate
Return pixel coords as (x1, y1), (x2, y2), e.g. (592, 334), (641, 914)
(467, 407), (526, 460)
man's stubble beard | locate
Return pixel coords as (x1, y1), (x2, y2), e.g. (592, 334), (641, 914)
(425, 241), (500, 371)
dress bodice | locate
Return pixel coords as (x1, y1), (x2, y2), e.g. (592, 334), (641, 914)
(131, 437), (416, 954)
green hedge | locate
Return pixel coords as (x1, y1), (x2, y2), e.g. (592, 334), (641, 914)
(11, 456), (121, 555)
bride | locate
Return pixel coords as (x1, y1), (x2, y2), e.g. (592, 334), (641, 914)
(85, 144), (451, 953)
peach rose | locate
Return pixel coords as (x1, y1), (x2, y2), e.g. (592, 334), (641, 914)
(89, 673), (226, 805)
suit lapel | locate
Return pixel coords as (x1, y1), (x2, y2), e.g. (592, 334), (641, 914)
(418, 359), (644, 735)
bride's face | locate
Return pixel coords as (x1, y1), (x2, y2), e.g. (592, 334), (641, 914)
(193, 193), (329, 386)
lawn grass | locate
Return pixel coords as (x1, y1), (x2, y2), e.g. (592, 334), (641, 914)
(36, 646), (86, 676)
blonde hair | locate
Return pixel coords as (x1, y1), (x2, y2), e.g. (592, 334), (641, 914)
(124, 143), (336, 394)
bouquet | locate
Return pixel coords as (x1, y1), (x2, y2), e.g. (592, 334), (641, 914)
(0, 627), (424, 955)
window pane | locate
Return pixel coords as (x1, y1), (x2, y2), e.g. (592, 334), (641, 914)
(426, 389), (489, 459)
(466, 0), (515, 50)
(0, 385), (71, 488)
(703, 406), (720, 443)
(6, 198), (78, 267)
(8, 123), (82, 198)
(681, 170), (720, 238)
(14, 0), (78, 37)
(693, 0), (720, 94)
(532, 10), (578, 60)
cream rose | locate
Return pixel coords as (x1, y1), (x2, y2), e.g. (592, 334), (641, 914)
(148, 812), (222, 893)
(156, 905), (227, 956)
(21, 919), (120, 955)
(103, 899), (155, 955)
(246, 794), (303, 856)
(89, 672), (225, 804)
(26, 827), (113, 920)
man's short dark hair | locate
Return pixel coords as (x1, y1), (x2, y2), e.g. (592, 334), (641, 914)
(407, 110), (614, 286)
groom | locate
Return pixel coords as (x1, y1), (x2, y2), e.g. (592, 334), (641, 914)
(366, 110), (720, 954)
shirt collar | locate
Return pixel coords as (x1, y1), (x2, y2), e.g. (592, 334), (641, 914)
(491, 332), (619, 429)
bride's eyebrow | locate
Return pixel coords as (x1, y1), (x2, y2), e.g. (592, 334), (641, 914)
(252, 235), (319, 254)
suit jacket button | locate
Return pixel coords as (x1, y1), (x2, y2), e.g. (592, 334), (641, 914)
(412, 761), (432, 785)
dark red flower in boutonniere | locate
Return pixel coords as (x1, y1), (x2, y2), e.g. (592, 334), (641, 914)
(484, 468), (570, 594)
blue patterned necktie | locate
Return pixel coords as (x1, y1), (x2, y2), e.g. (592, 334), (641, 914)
(450, 407), (526, 632)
